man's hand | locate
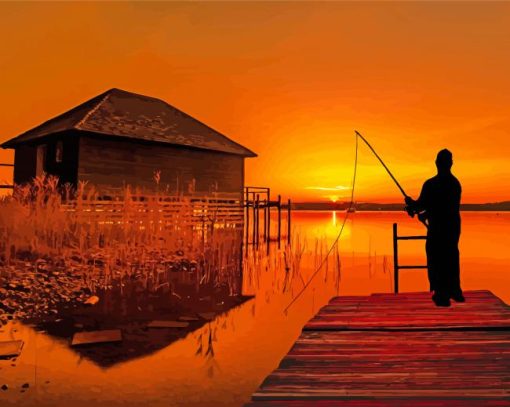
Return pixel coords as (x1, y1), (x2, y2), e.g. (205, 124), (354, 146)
(404, 196), (416, 218)
(405, 196), (415, 206)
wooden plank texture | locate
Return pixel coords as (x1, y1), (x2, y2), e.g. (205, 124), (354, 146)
(78, 135), (244, 197)
(247, 290), (510, 406)
(246, 401), (510, 407)
(305, 290), (510, 331)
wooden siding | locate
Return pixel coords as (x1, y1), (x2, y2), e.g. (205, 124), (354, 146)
(13, 144), (37, 184)
(13, 135), (79, 186)
(43, 135), (80, 186)
(77, 135), (244, 197)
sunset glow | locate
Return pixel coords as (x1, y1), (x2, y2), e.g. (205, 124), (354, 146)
(1, 2), (510, 203)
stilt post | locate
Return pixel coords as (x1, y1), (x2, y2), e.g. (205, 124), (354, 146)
(252, 193), (257, 246)
(277, 195), (282, 248)
(393, 222), (399, 294)
(255, 194), (260, 247)
(287, 198), (291, 244)
(245, 189), (250, 245)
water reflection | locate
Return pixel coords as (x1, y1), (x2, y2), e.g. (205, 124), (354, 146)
(34, 294), (250, 368)
(1, 211), (510, 407)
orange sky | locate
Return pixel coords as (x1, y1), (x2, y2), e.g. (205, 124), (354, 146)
(1, 2), (510, 203)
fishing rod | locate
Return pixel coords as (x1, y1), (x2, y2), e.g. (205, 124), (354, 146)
(355, 130), (427, 227)
(355, 130), (407, 198)
(284, 130), (426, 314)
(283, 133), (358, 314)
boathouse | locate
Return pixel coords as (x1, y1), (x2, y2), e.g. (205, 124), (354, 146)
(1, 88), (256, 198)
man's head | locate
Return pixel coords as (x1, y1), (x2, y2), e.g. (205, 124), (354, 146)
(436, 149), (453, 173)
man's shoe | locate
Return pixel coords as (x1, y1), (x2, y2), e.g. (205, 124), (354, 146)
(432, 294), (451, 307)
(451, 293), (466, 303)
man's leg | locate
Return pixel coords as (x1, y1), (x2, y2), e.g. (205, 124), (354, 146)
(428, 237), (450, 307)
(450, 244), (465, 302)
(426, 238), (436, 293)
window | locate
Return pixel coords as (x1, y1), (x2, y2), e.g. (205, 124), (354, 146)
(55, 141), (63, 163)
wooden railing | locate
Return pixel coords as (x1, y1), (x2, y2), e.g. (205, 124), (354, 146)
(392, 223), (427, 294)
(62, 194), (244, 230)
(0, 163), (14, 189)
(244, 186), (291, 249)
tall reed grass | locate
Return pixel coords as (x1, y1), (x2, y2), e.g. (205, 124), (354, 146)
(0, 175), (244, 296)
(242, 231), (343, 301)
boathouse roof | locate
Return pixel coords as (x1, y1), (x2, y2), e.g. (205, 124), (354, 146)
(1, 88), (257, 157)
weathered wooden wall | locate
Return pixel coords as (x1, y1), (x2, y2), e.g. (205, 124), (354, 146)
(44, 135), (80, 186)
(13, 144), (37, 184)
(77, 134), (244, 197)
(13, 134), (79, 186)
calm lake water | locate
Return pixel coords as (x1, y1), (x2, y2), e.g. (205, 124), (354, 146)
(1, 211), (509, 406)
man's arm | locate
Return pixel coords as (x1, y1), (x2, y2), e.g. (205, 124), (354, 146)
(404, 181), (429, 217)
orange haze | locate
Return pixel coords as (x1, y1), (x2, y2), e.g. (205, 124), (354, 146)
(1, 2), (510, 203)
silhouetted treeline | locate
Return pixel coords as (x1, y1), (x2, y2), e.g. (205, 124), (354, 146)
(292, 201), (510, 211)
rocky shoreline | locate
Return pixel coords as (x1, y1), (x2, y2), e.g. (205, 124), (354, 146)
(0, 251), (249, 367)
(0, 250), (235, 325)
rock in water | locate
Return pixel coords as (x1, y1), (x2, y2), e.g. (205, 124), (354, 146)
(147, 320), (189, 328)
(83, 295), (100, 306)
(71, 330), (122, 346)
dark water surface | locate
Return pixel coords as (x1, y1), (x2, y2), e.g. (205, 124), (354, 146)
(1, 211), (508, 406)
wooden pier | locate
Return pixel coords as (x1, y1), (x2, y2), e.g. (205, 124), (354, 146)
(247, 290), (510, 406)
(244, 186), (291, 249)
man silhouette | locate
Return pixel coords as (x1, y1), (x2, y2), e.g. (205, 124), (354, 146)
(404, 149), (464, 307)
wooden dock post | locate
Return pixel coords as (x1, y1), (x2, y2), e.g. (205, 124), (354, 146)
(277, 195), (282, 249)
(266, 196), (271, 254)
(263, 198), (267, 243)
(245, 191), (250, 246)
(267, 190), (271, 237)
(265, 189), (270, 244)
(393, 222), (399, 294)
(252, 193), (257, 246)
(287, 198), (291, 244)
(255, 194), (260, 248)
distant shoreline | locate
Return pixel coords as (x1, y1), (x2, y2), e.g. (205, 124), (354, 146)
(290, 202), (510, 212)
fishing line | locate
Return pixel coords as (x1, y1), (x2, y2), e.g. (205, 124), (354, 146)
(283, 130), (417, 313)
(283, 132), (359, 314)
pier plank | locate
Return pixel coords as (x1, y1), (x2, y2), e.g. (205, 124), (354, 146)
(306, 291), (510, 331)
(247, 290), (510, 406)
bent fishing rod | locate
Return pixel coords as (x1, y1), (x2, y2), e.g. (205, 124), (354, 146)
(355, 130), (407, 197)
(355, 130), (427, 227)
(284, 131), (426, 314)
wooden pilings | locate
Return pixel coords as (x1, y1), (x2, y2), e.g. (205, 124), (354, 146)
(287, 198), (291, 245)
(244, 186), (291, 248)
(277, 194), (282, 249)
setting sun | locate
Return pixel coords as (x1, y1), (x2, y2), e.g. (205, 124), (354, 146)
(1, 3), (510, 407)
(1, 2), (510, 203)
